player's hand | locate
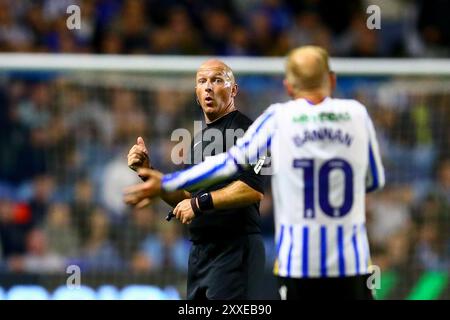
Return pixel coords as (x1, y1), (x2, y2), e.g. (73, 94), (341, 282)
(128, 136), (150, 171)
(123, 168), (163, 205)
(173, 199), (195, 224)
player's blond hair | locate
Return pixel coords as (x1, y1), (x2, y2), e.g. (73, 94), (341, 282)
(285, 46), (331, 92)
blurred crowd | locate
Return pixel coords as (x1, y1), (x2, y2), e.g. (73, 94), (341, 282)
(0, 0), (449, 57)
(363, 88), (450, 294)
(0, 79), (199, 275)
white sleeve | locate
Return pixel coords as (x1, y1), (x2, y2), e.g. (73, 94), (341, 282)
(364, 109), (385, 192)
(162, 106), (277, 192)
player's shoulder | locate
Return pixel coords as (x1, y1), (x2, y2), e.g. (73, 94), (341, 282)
(327, 98), (369, 116)
(264, 100), (292, 115)
(328, 97), (367, 109)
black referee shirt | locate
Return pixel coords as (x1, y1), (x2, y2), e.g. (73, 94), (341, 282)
(185, 110), (266, 242)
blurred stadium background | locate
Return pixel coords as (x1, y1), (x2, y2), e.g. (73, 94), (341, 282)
(0, 0), (449, 300)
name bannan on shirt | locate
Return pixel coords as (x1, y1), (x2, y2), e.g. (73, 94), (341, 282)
(293, 127), (354, 147)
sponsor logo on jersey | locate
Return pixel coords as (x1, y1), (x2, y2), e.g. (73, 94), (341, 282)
(293, 112), (351, 123)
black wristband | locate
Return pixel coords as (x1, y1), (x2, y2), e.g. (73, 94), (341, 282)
(190, 197), (202, 217)
(197, 192), (214, 212)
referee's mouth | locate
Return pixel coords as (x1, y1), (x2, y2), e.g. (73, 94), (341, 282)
(205, 97), (214, 107)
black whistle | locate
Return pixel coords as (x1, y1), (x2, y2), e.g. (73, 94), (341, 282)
(165, 211), (175, 221)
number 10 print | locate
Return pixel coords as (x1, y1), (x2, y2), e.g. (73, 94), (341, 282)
(293, 158), (354, 218)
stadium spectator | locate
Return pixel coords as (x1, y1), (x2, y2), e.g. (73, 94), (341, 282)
(76, 207), (124, 272)
(101, 148), (141, 219)
(115, 206), (158, 262)
(7, 228), (66, 274)
(433, 159), (450, 203)
(413, 193), (450, 272)
(0, 197), (30, 258)
(132, 220), (190, 273)
(42, 202), (80, 257)
(27, 175), (56, 227)
(0, 1), (449, 57)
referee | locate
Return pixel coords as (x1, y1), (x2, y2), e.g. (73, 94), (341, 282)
(125, 46), (385, 300)
(126, 59), (267, 300)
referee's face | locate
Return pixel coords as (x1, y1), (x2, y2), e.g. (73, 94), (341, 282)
(196, 64), (237, 122)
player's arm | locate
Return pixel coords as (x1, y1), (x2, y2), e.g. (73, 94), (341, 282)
(364, 110), (385, 193)
(209, 151), (267, 210)
(163, 106), (276, 193)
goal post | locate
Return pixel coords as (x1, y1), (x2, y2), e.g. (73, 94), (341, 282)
(0, 53), (450, 76)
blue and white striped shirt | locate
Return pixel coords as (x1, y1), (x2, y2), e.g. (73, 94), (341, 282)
(163, 97), (385, 278)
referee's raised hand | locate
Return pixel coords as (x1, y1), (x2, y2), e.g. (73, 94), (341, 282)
(127, 136), (150, 171)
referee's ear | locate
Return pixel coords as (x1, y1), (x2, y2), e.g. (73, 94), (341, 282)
(231, 83), (238, 98)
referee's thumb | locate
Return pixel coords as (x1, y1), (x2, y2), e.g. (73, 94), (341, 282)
(137, 136), (147, 149)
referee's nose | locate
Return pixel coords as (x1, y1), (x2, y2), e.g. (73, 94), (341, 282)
(205, 81), (213, 92)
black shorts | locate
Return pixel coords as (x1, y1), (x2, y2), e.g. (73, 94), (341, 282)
(277, 274), (374, 300)
(187, 233), (265, 300)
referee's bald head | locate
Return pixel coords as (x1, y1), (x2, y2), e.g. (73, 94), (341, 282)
(197, 59), (236, 85)
(285, 46), (333, 95)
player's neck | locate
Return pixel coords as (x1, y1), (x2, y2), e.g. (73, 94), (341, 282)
(294, 90), (329, 105)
